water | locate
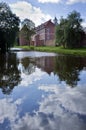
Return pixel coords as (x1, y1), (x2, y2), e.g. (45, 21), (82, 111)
(0, 51), (86, 130)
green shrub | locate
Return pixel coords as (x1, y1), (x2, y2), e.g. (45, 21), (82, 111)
(30, 46), (34, 50)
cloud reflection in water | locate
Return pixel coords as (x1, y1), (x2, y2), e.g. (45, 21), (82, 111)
(0, 84), (86, 130)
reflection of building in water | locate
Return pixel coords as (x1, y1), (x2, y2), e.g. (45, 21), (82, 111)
(18, 56), (55, 75)
(35, 57), (56, 74)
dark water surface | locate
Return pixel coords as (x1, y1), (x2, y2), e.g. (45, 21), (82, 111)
(0, 51), (86, 130)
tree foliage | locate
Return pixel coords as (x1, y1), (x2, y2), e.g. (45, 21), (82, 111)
(56, 11), (84, 48)
(0, 2), (20, 53)
(20, 19), (35, 45)
(21, 18), (35, 30)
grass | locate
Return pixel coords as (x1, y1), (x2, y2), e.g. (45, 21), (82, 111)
(15, 46), (86, 56)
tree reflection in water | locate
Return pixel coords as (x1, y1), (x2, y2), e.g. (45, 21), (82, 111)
(0, 53), (21, 95)
(20, 55), (86, 87)
(21, 57), (36, 75)
(54, 55), (86, 87)
(0, 52), (86, 95)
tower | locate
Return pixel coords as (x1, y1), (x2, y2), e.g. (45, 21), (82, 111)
(53, 17), (58, 26)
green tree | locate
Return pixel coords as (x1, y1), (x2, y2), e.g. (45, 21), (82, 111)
(0, 2), (20, 53)
(20, 19), (35, 46)
(56, 17), (68, 48)
(21, 18), (35, 29)
(56, 11), (84, 48)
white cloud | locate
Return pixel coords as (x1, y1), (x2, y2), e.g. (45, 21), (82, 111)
(38, 0), (86, 4)
(10, 1), (52, 26)
(18, 66), (46, 87)
(67, 0), (86, 4)
(38, 84), (86, 115)
(38, 0), (61, 3)
(82, 22), (86, 27)
(0, 98), (22, 124)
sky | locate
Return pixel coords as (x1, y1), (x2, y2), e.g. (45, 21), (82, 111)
(0, 0), (86, 27)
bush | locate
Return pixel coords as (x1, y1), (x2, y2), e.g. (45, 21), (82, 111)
(30, 46), (35, 50)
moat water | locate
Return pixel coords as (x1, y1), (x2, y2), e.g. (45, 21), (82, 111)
(0, 51), (86, 130)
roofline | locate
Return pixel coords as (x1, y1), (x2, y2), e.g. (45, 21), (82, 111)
(35, 19), (55, 30)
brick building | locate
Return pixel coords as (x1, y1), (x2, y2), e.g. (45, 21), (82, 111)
(31, 19), (56, 46)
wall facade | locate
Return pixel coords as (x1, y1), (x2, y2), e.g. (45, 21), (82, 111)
(31, 20), (55, 46)
(45, 39), (55, 46)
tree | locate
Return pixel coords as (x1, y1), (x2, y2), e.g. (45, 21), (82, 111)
(20, 25), (35, 46)
(0, 2), (20, 53)
(21, 18), (35, 30)
(20, 19), (35, 46)
(56, 17), (68, 48)
(56, 11), (84, 48)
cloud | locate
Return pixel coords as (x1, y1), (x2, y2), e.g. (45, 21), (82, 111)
(9, 1), (52, 26)
(38, 0), (61, 3)
(0, 98), (22, 124)
(39, 85), (86, 115)
(20, 68), (46, 87)
(0, 84), (86, 130)
(66, 0), (86, 4)
(38, 0), (86, 4)
(82, 22), (86, 27)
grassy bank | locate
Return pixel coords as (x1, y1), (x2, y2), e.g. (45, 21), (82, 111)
(15, 46), (86, 56)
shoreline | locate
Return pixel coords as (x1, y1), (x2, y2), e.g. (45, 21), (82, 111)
(15, 46), (86, 56)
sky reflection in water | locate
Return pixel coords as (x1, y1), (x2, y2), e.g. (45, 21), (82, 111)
(0, 51), (86, 130)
